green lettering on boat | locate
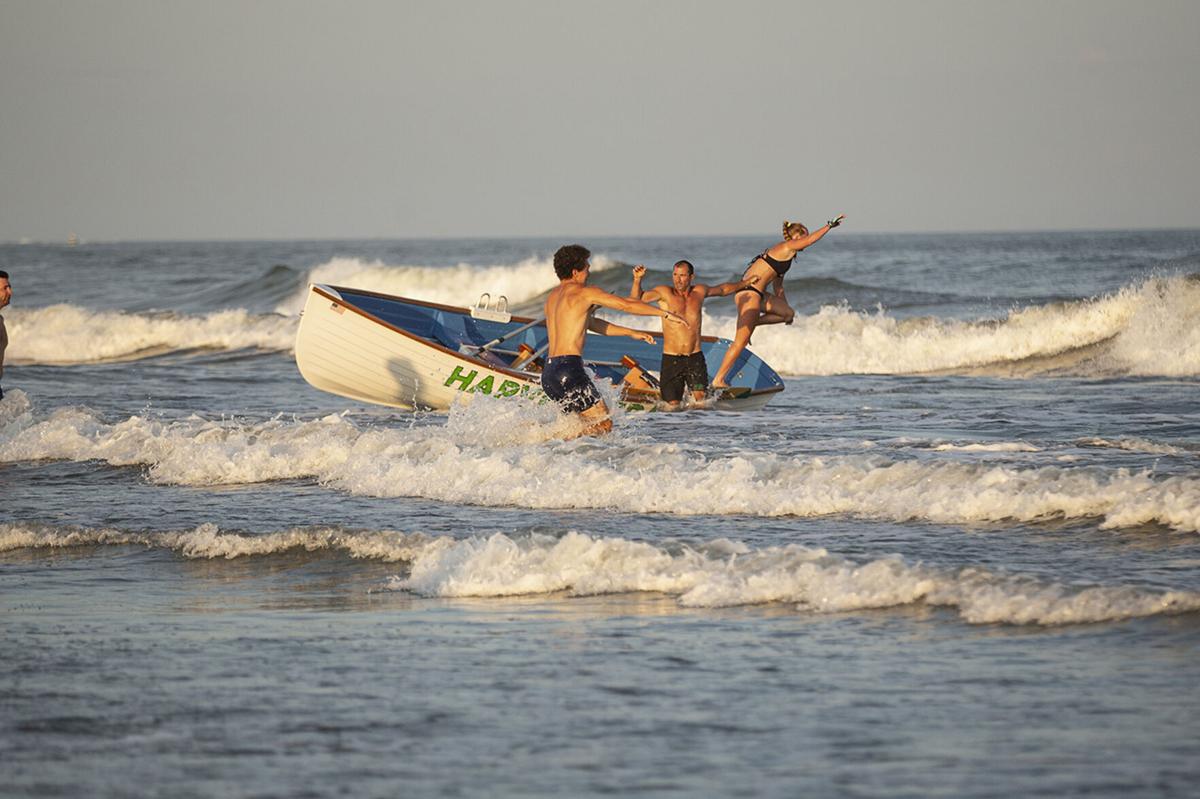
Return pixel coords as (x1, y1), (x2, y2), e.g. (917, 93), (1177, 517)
(496, 380), (521, 397)
(444, 366), (477, 391)
(471, 375), (495, 395)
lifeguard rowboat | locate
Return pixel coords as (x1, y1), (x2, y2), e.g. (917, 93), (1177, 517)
(294, 284), (785, 412)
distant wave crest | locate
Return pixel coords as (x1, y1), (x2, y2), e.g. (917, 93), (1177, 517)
(275, 254), (621, 315)
(3, 522), (1197, 626)
(11, 265), (1195, 376)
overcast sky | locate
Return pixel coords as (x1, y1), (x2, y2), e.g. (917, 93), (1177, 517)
(1, 0), (1197, 241)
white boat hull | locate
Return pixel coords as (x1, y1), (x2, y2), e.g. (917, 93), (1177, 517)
(295, 286), (537, 410)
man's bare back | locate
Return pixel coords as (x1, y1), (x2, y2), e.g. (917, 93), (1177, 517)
(545, 282), (605, 357)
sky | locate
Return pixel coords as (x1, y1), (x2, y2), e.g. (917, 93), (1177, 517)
(1, 0), (1198, 241)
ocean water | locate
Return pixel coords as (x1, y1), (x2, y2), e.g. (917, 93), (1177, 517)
(2, 230), (1199, 797)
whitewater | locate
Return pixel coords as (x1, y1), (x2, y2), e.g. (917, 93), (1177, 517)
(4, 522), (1196, 626)
(8, 253), (1197, 378)
(3, 393), (1198, 531)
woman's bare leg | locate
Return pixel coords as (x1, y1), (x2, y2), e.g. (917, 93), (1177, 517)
(711, 298), (760, 388)
(758, 294), (796, 326)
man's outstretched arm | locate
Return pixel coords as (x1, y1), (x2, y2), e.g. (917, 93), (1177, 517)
(587, 317), (656, 344)
(586, 287), (690, 328)
(701, 278), (753, 298)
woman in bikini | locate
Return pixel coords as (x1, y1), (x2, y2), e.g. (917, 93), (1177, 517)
(710, 215), (845, 390)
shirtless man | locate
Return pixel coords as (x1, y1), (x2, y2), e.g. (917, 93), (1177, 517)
(543, 245), (688, 437)
(0, 270), (10, 401)
(629, 260), (746, 409)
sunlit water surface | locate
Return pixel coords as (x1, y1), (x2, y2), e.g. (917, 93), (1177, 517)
(3, 231), (1200, 797)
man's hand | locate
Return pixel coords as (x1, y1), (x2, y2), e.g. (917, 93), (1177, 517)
(629, 265), (649, 299)
(827, 214), (846, 228)
(631, 331), (655, 344)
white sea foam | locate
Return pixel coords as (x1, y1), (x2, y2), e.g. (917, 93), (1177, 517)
(623, 273), (1200, 377)
(275, 254), (619, 315)
(1078, 437), (1192, 457)
(932, 442), (1042, 453)
(0, 389), (32, 423)
(392, 531), (1200, 625)
(441, 383), (632, 445)
(4, 403), (1199, 532)
(5, 522), (1196, 625)
(0, 521), (430, 561)
(4, 305), (296, 365)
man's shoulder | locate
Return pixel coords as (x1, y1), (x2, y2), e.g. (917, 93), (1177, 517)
(577, 284), (613, 300)
(555, 282), (607, 308)
(548, 282), (583, 301)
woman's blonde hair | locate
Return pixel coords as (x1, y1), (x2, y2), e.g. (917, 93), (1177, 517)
(783, 220), (808, 239)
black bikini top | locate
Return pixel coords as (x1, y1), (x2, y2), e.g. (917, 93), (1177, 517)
(755, 249), (795, 276)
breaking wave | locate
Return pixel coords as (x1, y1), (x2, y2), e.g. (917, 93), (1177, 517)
(3, 522), (1197, 626)
(275, 254), (621, 315)
(3, 398), (1198, 532)
(3, 305), (296, 365)
(4, 255), (622, 365)
(687, 272), (1200, 377)
(10, 262), (1194, 376)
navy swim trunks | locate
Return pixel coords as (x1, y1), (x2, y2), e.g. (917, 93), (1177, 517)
(659, 352), (709, 403)
(541, 355), (603, 413)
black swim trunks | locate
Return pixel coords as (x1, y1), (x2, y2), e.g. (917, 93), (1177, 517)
(659, 352), (709, 403)
(541, 355), (604, 413)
